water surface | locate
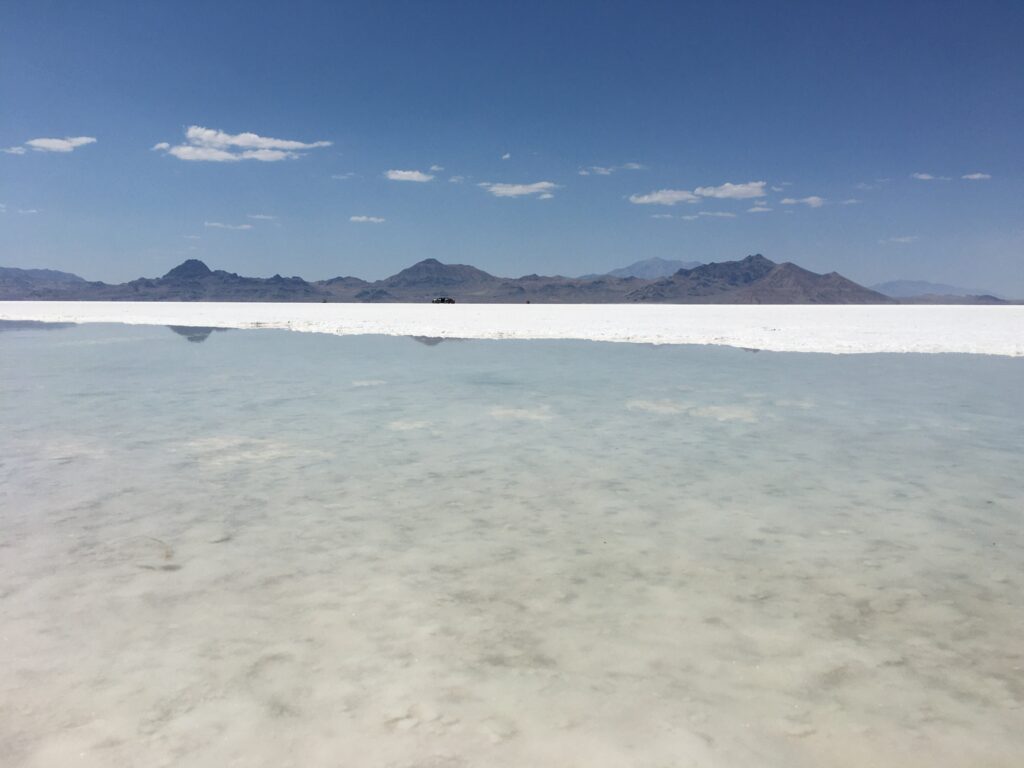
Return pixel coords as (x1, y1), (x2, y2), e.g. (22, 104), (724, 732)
(1, 323), (1022, 767)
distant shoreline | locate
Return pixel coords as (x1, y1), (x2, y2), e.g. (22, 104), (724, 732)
(2, 302), (1021, 356)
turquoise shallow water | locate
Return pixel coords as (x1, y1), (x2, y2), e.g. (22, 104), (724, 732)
(1, 322), (1022, 767)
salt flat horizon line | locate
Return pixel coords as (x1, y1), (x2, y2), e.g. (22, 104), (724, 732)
(2, 302), (1022, 357)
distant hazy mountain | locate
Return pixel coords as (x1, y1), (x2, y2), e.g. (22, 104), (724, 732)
(1, 255), (1002, 304)
(583, 257), (703, 280)
(871, 280), (1003, 299)
(0, 266), (89, 298)
(627, 255), (894, 304)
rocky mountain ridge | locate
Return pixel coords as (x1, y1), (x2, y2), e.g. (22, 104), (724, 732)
(0, 256), (1010, 304)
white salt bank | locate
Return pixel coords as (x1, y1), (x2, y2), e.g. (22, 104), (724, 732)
(1, 301), (1022, 355)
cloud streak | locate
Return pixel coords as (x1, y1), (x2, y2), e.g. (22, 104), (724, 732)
(578, 162), (645, 176)
(630, 180), (766, 206)
(629, 189), (699, 205)
(780, 196), (825, 208)
(385, 169), (434, 182)
(350, 215), (386, 223)
(204, 221), (253, 230)
(693, 181), (766, 199)
(479, 181), (558, 198)
(154, 126), (331, 162)
(962, 172), (991, 180)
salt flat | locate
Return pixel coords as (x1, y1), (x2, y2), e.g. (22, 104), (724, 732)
(1, 301), (1023, 355)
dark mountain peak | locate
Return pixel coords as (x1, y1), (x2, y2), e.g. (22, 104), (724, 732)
(382, 258), (498, 289)
(675, 254), (777, 283)
(163, 259), (212, 280)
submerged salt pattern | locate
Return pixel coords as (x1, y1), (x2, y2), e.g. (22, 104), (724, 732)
(1, 324), (1022, 767)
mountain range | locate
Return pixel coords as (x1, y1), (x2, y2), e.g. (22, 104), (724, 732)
(0, 256), (1011, 304)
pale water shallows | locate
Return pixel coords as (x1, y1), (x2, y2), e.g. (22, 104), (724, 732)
(1, 322), (1022, 767)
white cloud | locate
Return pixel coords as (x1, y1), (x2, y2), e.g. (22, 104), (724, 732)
(448, 175), (465, 183)
(579, 162), (645, 176)
(747, 205), (772, 213)
(650, 213), (675, 219)
(24, 136), (97, 153)
(911, 172), (950, 181)
(154, 125), (331, 162)
(680, 211), (736, 220)
(840, 198), (861, 205)
(880, 235), (918, 244)
(185, 125), (330, 151)
(350, 215), (386, 223)
(429, 164), (444, 171)
(780, 196), (825, 208)
(629, 188), (699, 205)
(331, 172), (355, 180)
(538, 192), (554, 200)
(501, 152), (511, 160)
(204, 221), (252, 230)
(631, 180), (765, 205)
(18, 208), (39, 214)
(479, 181), (558, 198)
(247, 213), (276, 220)
(385, 169), (434, 182)
(962, 172), (991, 180)
(2, 146), (27, 155)
(694, 181), (766, 199)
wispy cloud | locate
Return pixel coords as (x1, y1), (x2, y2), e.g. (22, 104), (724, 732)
(694, 181), (766, 199)
(204, 221), (253, 230)
(448, 175), (465, 183)
(3, 136), (96, 154)
(631, 180), (766, 206)
(331, 172), (355, 180)
(911, 172), (950, 181)
(23, 136), (97, 153)
(385, 169), (434, 182)
(429, 164), (444, 171)
(154, 126), (331, 162)
(681, 211), (737, 220)
(747, 205), (772, 213)
(578, 162), (645, 176)
(501, 152), (511, 160)
(880, 235), (918, 244)
(247, 213), (276, 220)
(18, 208), (39, 215)
(840, 198), (861, 205)
(479, 181), (558, 198)
(350, 215), (386, 223)
(650, 213), (675, 219)
(629, 189), (699, 205)
(780, 196), (825, 208)
(962, 172), (991, 180)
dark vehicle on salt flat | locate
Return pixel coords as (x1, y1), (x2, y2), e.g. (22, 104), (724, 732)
(431, 297), (456, 304)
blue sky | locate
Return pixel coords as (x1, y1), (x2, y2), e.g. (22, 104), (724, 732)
(2, 1), (1022, 292)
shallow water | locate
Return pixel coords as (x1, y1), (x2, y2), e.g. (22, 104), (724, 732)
(1, 322), (1022, 767)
